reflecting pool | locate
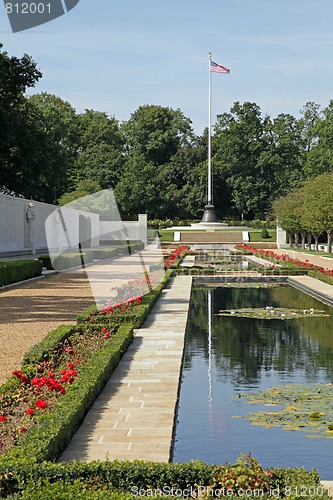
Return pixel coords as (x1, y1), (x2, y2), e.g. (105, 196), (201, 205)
(172, 284), (333, 478)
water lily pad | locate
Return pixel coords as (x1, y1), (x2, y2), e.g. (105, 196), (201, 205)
(216, 307), (329, 320)
(239, 383), (333, 439)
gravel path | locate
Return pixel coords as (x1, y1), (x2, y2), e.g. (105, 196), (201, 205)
(0, 271), (94, 386)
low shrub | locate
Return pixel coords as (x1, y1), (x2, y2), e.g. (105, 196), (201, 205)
(38, 243), (145, 271)
(22, 325), (76, 368)
(0, 457), (329, 499)
(0, 260), (43, 287)
(261, 227), (270, 239)
(308, 270), (333, 286)
(38, 252), (93, 271)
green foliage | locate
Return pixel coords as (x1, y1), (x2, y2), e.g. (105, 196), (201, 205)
(0, 260), (42, 287)
(22, 325), (76, 367)
(211, 453), (271, 494)
(7, 479), (132, 499)
(58, 179), (102, 205)
(212, 102), (305, 219)
(28, 93), (78, 203)
(0, 44), (43, 197)
(308, 270), (333, 286)
(240, 383), (333, 439)
(273, 171), (333, 251)
(0, 458), (329, 499)
(122, 105), (193, 166)
(38, 244), (145, 271)
(261, 227), (270, 238)
(71, 110), (125, 190)
(39, 252), (92, 271)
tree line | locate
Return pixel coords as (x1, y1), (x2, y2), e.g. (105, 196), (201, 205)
(1, 45), (333, 221)
(272, 172), (333, 252)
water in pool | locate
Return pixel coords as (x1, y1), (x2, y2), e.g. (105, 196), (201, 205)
(172, 284), (333, 478)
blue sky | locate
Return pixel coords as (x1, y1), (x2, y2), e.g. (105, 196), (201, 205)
(1, 0), (333, 134)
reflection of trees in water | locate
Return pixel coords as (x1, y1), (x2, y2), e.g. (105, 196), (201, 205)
(184, 286), (333, 385)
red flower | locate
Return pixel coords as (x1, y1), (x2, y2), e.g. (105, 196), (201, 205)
(12, 370), (28, 383)
(36, 399), (47, 409)
(0, 415), (7, 422)
(20, 426), (27, 433)
(27, 407), (35, 416)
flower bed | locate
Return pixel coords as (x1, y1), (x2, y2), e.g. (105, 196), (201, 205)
(0, 259), (172, 462)
(150, 245), (189, 272)
(0, 300), (134, 456)
(163, 245), (189, 268)
(236, 244), (333, 284)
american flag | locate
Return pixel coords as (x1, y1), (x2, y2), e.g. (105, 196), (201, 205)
(210, 60), (230, 74)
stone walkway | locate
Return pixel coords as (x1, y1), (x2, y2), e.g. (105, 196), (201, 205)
(288, 275), (333, 305)
(59, 275), (192, 463)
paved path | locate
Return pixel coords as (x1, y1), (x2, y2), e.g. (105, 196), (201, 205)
(59, 275), (192, 463)
(288, 275), (333, 305)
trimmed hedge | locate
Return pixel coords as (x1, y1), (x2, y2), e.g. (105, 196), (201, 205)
(38, 252), (93, 271)
(38, 243), (145, 271)
(0, 458), (329, 499)
(0, 260), (43, 287)
(22, 325), (76, 368)
(308, 270), (333, 286)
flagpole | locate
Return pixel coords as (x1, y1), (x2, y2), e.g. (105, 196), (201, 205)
(208, 52), (212, 206)
(201, 52), (218, 223)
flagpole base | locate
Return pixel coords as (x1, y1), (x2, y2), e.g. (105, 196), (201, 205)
(201, 204), (218, 223)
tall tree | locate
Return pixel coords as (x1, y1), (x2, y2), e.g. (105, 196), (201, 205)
(303, 101), (333, 178)
(115, 105), (195, 218)
(28, 93), (78, 202)
(213, 102), (271, 219)
(0, 44), (42, 195)
(71, 110), (124, 190)
(272, 190), (306, 247)
(122, 104), (193, 165)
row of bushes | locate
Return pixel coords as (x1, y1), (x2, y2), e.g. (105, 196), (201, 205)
(38, 242), (144, 271)
(0, 270), (171, 469)
(0, 260), (43, 287)
(148, 218), (276, 230)
(308, 270), (333, 286)
(1, 454), (328, 498)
